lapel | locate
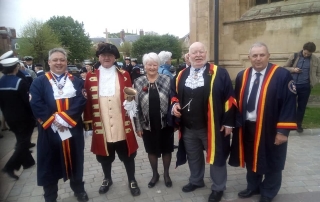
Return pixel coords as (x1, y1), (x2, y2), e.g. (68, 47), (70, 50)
(178, 67), (190, 103)
(203, 63), (211, 101)
(243, 63), (273, 112)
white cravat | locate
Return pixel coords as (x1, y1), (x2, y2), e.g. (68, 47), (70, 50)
(185, 66), (206, 89)
(99, 65), (116, 96)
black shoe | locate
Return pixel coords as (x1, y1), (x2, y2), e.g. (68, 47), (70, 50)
(164, 175), (172, 188)
(182, 183), (205, 192)
(99, 178), (113, 194)
(29, 143), (36, 148)
(260, 196), (272, 202)
(238, 189), (260, 198)
(2, 168), (19, 180)
(129, 180), (140, 196)
(74, 192), (89, 202)
(297, 127), (303, 133)
(208, 190), (223, 202)
(148, 173), (159, 188)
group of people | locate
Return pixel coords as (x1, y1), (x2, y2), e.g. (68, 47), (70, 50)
(0, 40), (318, 202)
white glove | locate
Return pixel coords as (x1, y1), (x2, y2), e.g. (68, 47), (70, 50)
(84, 130), (93, 138)
(123, 100), (137, 119)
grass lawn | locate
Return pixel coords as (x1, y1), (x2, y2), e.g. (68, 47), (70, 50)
(302, 107), (320, 129)
(311, 83), (320, 96)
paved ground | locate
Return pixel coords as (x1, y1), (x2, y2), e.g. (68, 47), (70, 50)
(1, 129), (320, 202)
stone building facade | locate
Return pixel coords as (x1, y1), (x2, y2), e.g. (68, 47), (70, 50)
(0, 27), (16, 55)
(189, 0), (320, 79)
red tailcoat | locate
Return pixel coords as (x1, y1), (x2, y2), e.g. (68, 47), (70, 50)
(83, 68), (138, 156)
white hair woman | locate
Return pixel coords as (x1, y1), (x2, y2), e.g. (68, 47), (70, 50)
(158, 51), (173, 79)
(134, 52), (174, 188)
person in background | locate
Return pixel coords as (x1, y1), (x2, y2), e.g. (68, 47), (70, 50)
(171, 42), (236, 202)
(123, 57), (133, 73)
(83, 43), (140, 197)
(134, 52), (174, 188)
(158, 51), (173, 79)
(130, 58), (142, 84)
(79, 67), (87, 85)
(284, 42), (320, 133)
(0, 58), (36, 180)
(84, 61), (93, 72)
(24, 56), (35, 72)
(29, 48), (88, 202)
(177, 53), (191, 75)
(21, 62), (37, 80)
(229, 42), (297, 202)
(35, 64), (45, 77)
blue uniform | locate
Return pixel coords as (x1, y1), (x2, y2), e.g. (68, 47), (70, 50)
(0, 75), (35, 173)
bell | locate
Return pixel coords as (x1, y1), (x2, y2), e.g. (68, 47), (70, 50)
(123, 87), (137, 101)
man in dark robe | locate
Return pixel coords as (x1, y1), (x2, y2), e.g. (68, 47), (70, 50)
(229, 42), (297, 202)
(171, 42), (237, 202)
(29, 48), (88, 202)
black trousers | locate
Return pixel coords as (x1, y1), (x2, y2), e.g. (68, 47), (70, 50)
(244, 121), (282, 199)
(43, 179), (85, 202)
(4, 120), (35, 171)
(96, 140), (136, 182)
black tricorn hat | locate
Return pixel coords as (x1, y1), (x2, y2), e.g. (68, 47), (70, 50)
(95, 43), (120, 59)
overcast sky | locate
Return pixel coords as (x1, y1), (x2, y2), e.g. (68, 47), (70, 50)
(0, 0), (189, 38)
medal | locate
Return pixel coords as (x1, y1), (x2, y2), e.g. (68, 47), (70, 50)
(50, 72), (68, 95)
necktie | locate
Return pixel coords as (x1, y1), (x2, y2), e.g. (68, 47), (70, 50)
(247, 72), (261, 112)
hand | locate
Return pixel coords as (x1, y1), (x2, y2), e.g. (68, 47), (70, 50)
(274, 133), (288, 145)
(53, 120), (67, 132)
(293, 67), (302, 73)
(220, 126), (232, 137)
(137, 131), (143, 138)
(173, 104), (182, 118)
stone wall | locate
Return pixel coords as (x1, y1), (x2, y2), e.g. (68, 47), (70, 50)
(189, 0), (320, 80)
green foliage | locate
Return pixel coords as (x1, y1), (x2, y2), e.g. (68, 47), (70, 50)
(311, 83), (320, 96)
(17, 19), (61, 66)
(303, 107), (320, 128)
(131, 34), (182, 62)
(46, 16), (92, 63)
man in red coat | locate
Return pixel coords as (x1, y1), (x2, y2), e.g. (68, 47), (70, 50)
(83, 43), (140, 196)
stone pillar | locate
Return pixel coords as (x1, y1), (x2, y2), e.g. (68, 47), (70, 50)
(103, 28), (109, 43)
(189, 0), (214, 62)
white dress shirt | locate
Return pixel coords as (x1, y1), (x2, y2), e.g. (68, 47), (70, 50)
(246, 67), (267, 121)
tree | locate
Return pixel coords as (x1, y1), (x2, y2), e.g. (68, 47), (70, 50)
(119, 41), (132, 58)
(46, 16), (92, 64)
(17, 19), (61, 67)
(131, 34), (182, 62)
